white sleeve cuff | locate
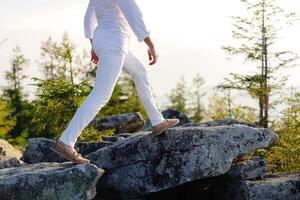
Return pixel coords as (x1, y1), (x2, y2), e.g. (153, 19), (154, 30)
(137, 31), (150, 42)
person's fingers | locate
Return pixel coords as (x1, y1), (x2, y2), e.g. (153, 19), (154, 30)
(91, 51), (100, 64)
(95, 57), (99, 64)
(149, 59), (156, 65)
(149, 54), (157, 65)
(148, 48), (155, 65)
(93, 57), (99, 64)
(93, 54), (97, 61)
(151, 51), (158, 65)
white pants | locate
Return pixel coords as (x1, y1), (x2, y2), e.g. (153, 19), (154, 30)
(59, 38), (165, 147)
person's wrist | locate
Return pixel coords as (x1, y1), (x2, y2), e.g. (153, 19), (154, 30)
(144, 36), (154, 48)
(148, 44), (155, 49)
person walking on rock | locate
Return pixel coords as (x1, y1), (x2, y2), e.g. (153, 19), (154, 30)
(51, 0), (179, 164)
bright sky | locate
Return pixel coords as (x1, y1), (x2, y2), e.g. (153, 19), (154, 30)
(0, 0), (300, 107)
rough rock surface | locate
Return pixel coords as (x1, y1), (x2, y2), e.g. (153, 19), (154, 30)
(21, 138), (112, 164)
(102, 135), (125, 142)
(91, 112), (145, 134)
(145, 172), (300, 200)
(0, 162), (105, 200)
(212, 173), (300, 200)
(76, 141), (113, 155)
(0, 139), (22, 159)
(160, 108), (191, 125)
(0, 156), (21, 169)
(144, 108), (190, 131)
(87, 124), (277, 198)
(226, 156), (267, 180)
(183, 118), (257, 128)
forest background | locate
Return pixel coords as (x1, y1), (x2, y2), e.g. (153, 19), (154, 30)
(0, 0), (299, 174)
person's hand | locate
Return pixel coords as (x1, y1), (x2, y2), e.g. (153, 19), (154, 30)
(144, 36), (158, 65)
(91, 48), (99, 64)
(147, 46), (158, 65)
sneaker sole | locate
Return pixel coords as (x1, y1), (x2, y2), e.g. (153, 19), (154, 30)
(152, 120), (180, 136)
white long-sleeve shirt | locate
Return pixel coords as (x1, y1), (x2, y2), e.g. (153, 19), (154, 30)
(84, 0), (150, 42)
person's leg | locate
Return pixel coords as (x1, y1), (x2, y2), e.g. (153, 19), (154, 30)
(122, 51), (165, 126)
(59, 48), (126, 147)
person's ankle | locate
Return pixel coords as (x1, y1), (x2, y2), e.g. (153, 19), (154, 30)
(58, 139), (74, 148)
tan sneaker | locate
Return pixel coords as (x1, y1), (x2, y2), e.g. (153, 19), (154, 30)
(152, 118), (180, 136)
(50, 139), (90, 164)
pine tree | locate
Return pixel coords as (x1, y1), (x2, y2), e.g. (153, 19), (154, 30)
(39, 32), (75, 82)
(218, 0), (298, 128)
(39, 36), (57, 80)
(54, 32), (75, 84)
(206, 92), (228, 120)
(32, 33), (81, 138)
(255, 87), (300, 172)
(167, 76), (191, 115)
(30, 77), (92, 139)
(0, 97), (15, 139)
(207, 91), (257, 123)
(74, 49), (97, 84)
(2, 46), (29, 138)
(190, 74), (206, 122)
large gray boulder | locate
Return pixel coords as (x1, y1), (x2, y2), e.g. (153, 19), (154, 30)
(145, 171), (299, 200)
(21, 138), (112, 164)
(91, 112), (145, 134)
(0, 162), (105, 200)
(160, 108), (191, 125)
(76, 141), (113, 155)
(144, 156), (268, 199)
(226, 156), (267, 180)
(87, 124), (277, 198)
(212, 172), (300, 200)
